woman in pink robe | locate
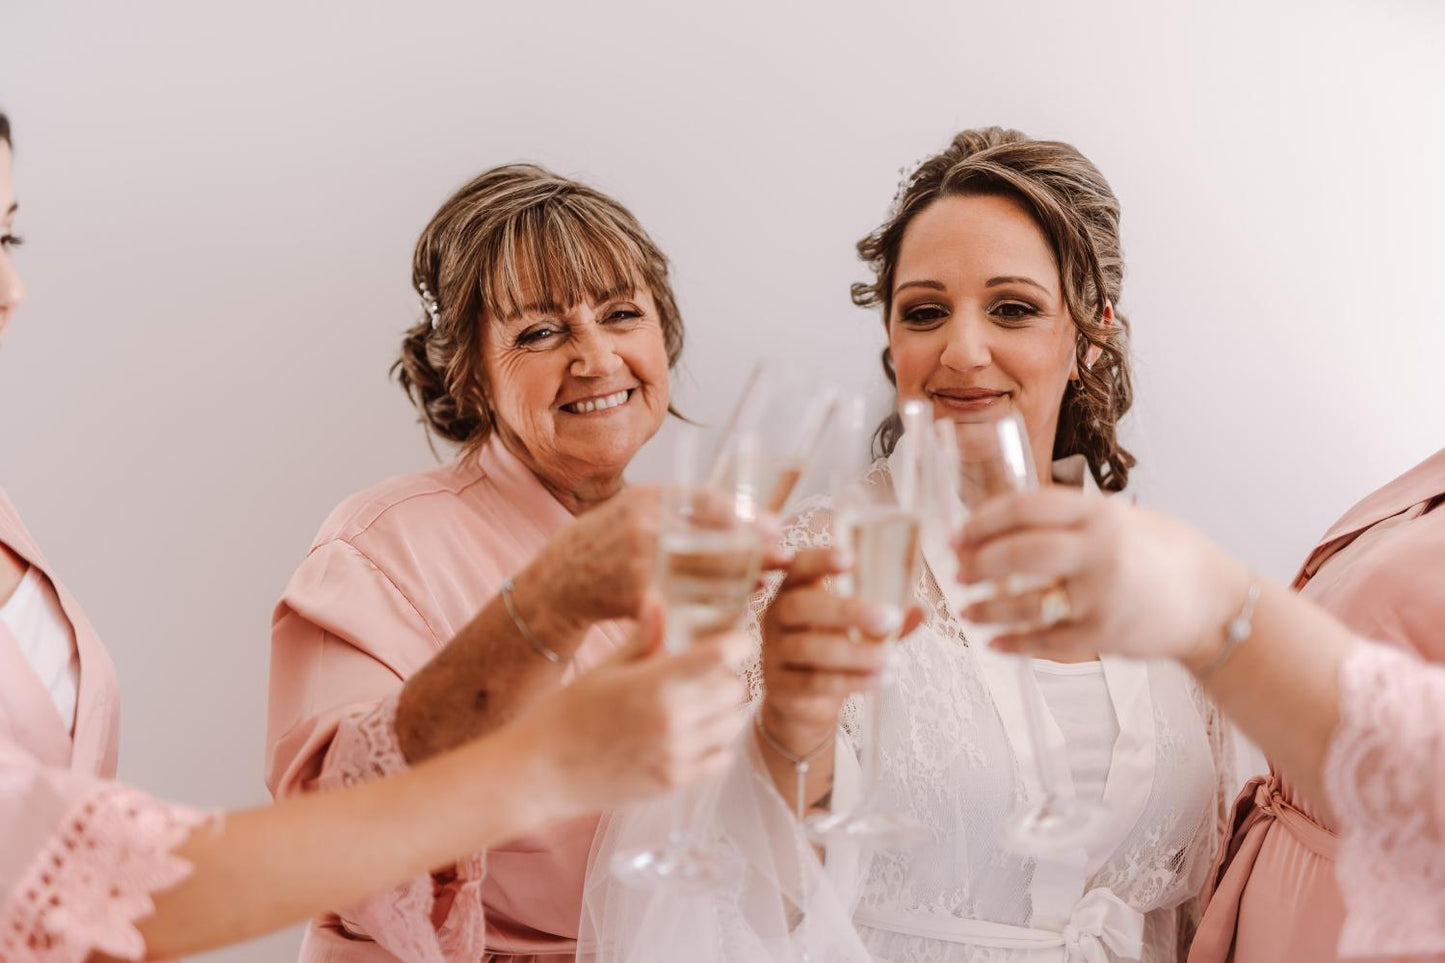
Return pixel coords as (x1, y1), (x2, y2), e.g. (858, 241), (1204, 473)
(1186, 449), (1445, 962)
(0, 110), (748, 963)
(953, 448), (1445, 957)
(266, 163), (770, 962)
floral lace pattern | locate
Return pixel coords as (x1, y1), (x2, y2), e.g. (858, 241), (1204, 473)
(1325, 640), (1445, 956)
(322, 692), (486, 962)
(753, 461), (1230, 962)
(0, 784), (206, 963)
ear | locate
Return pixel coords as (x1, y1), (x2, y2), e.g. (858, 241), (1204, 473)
(1073, 301), (1115, 380)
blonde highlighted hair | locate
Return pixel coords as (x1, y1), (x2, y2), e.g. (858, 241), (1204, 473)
(855, 127), (1136, 492)
(394, 164), (683, 453)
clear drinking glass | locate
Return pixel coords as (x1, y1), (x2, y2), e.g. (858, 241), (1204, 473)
(708, 360), (838, 515)
(927, 410), (1099, 856)
(610, 423), (763, 891)
(804, 398), (926, 848)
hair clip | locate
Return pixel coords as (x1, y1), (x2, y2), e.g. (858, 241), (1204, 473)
(418, 280), (441, 330)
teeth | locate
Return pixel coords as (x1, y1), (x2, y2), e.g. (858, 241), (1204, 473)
(565, 390), (630, 414)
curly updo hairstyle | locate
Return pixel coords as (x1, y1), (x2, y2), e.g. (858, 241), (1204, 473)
(393, 164), (684, 456)
(854, 127), (1135, 493)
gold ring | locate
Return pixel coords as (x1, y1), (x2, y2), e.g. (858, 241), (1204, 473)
(1039, 584), (1072, 626)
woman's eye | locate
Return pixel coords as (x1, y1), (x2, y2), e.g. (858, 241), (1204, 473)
(0, 234), (23, 251)
(605, 307), (643, 324)
(992, 302), (1039, 322)
(901, 304), (948, 325)
(518, 326), (562, 347)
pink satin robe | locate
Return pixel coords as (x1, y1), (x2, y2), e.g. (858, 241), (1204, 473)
(0, 487), (204, 962)
(1189, 448), (1445, 962)
(266, 435), (627, 962)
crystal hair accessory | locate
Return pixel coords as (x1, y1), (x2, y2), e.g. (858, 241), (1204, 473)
(418, 280), (441, 330)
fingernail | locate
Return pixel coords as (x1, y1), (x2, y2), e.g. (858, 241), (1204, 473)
(860, 602), (904, 635)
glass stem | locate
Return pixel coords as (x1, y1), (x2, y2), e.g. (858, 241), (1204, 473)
(857, 686), (883, 806)
(666, 787), (689, 846)
(1015, 657), (1061, 799)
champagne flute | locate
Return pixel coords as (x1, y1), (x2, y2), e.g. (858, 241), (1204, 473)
(708, 360), (839, 514)
(804, 398), (926, 848)
(928, 410), (1099, 856)
(610, 423), (763, 892)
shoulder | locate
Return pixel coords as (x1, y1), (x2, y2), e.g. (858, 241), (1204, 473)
(309, 459), (488, 548)
(0, 487), (45, 566)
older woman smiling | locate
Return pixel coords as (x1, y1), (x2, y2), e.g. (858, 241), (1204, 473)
(265, 164), (740, 962)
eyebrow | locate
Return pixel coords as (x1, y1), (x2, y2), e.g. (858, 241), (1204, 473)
(510, 284), (637, 320)
(985, 275), (1052, 295)
(4, 202), (15, 216)
(893, 279), (946, 296)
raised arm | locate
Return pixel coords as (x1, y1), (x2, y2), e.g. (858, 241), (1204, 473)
(6, 609), (749, 963)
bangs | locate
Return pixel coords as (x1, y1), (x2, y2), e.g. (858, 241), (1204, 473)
(482, 197), (648, 320)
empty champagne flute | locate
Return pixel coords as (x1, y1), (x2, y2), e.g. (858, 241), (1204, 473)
(927, 410), (1099, 856)
(804, 398), (926, 848)
(610, 423), (763, 891)
(708, 360), (839, 515)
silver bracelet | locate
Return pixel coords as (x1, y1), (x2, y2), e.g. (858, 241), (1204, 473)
(1197, 580), (1261, 677)
(755, 713), (835, 820)
(500, 577), (565, 665)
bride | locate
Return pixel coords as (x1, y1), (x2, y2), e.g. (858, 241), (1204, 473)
(581, 128), (1237, 963)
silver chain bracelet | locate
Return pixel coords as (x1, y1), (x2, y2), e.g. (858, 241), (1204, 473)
(1197, 580), (1261, 677)
(500, 577), (565, 665)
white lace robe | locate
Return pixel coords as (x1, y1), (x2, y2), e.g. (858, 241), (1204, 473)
(581, 460), (1235, 963)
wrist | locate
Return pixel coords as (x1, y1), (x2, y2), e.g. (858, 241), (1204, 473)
(479, 717), (580, 828)
(512, 560), (589, 652)
(1181, 553), (1256, 675)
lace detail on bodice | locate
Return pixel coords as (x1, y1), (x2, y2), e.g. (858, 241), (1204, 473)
(1325, 640), (1445, 956)
(322, 693), (486, 962)
(752, 461), (1228, 961)
(0, 784), (207, 963)
(746, 493), (860, 727)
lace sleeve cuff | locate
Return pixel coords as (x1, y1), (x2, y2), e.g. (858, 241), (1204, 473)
(0, 783), (208, 963)
(1326, 639), (1445, 956)
(321, 692), (488, 962)
(319, 691), (410, 790)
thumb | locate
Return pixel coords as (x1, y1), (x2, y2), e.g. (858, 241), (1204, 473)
(901, 605), (925, 639)
(612, 590), (666, 663)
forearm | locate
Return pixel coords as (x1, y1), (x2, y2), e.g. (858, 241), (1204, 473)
(1190, 579), (1351, 816)
(136, 726), (562, 961)
(396, 561), (587, 761)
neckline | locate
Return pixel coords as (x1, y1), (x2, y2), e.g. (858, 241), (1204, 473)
(0, 563), (37, 615)
(1030, 658), (1106, 676)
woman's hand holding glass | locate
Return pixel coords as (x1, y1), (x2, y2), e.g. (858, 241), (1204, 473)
(759, 549), (916, 771)
(955, 487), (1252, 671)
(510, 597), (752, 822)
(530, 484), (784, 634)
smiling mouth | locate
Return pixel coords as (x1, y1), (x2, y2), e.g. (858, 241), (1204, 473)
(560, 389), (634, 414)
(932, 389), (1010, 406)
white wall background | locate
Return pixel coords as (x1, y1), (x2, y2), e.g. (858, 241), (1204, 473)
(2, 2), (1442, 959)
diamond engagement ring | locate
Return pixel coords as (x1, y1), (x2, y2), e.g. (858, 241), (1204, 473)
(1039, 584), (1073, 626)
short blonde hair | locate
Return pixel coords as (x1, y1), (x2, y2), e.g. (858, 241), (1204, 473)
(394, 164), (683, 453)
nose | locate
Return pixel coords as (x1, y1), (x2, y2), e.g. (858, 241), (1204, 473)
(937, 312), (991, 373)
(568, 324), (623, 378)
(0, 250), (24, 335)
